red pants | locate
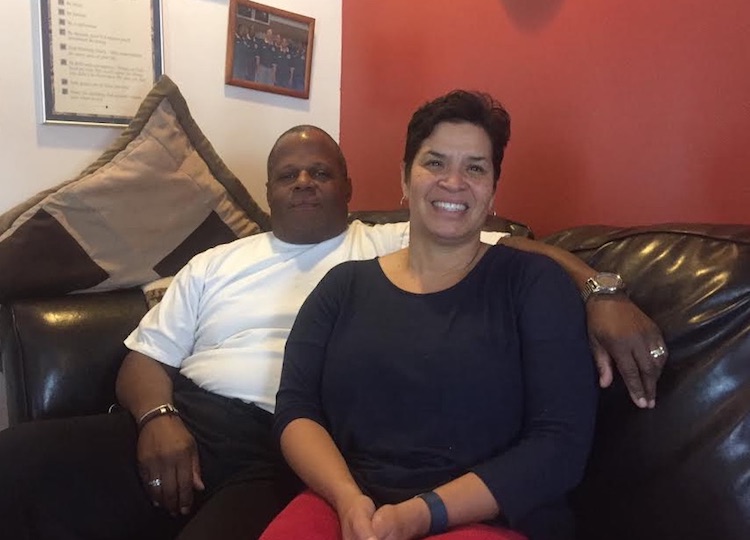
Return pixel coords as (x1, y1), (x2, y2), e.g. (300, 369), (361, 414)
(260, 491), (527, 540)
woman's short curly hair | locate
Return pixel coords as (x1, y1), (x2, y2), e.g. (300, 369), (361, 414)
(403, 90), (511, 187)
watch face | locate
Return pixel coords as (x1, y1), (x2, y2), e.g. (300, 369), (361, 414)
(595, 273), (622, 288)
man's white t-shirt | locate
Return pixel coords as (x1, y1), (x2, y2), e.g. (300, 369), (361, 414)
(125, 220), (507, 412)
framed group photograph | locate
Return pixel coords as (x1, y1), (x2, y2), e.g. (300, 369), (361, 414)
(225, 0), (315, 99)
(38, 0), (164, 126)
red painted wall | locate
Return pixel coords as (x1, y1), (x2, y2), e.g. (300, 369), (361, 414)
(340, 0), (750, 237)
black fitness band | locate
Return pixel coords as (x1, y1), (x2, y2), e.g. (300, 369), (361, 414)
(417, 491), (449, 535)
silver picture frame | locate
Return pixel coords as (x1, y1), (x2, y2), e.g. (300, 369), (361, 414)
(39, 0), (164, 126)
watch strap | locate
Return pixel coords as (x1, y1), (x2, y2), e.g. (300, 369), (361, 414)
(581, 278), (598, 303)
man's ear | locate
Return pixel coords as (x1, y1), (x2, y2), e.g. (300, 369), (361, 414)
(345, 176), (353, 202)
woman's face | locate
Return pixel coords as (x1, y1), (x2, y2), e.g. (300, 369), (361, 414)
(403, 121), (495, 244)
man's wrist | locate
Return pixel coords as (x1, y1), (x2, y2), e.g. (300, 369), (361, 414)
(137, 403), (179, 431)
(581, 272), (626, 303)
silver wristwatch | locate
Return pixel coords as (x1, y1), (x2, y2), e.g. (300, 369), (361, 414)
(581, 272), (626, 303)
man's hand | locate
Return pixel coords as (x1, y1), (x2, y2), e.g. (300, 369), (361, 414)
(137, 415), (204, 516)
(586, 294), (668, 408)
(371, 498), (430, 540)
(337, 494), (378, 540)
(494, 237), (669, 409)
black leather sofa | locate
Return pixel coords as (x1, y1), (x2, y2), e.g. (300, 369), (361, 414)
(1, 216), (749, 540)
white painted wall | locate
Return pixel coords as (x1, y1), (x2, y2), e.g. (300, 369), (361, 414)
(0, 0), (342, 214)
(0, 0), (342, 431)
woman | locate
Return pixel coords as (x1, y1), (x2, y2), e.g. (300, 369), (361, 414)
(261, 91), (598, 540)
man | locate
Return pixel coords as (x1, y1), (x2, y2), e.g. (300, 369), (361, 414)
(254, 28), (277, 86)
(290, 46), (306, 91)
(273, 38), (293, 88)
(0, 126), (665, 540)
(232, 24), (254, 81)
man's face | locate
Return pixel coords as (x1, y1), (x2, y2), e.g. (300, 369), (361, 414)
(266, 130), (352, 244)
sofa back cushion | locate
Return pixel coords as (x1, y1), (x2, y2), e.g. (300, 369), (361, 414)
(0, 290), (148, 425)
(545, 224), (750, 540)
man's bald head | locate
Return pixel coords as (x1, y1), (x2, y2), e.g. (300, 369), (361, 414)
(267, 125), (348, 181)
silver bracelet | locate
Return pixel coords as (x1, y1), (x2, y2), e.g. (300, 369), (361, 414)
(137, 403), (179, 431)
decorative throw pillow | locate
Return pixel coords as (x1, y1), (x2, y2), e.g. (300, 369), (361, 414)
(141, 276), (174, 310)
(0, 75), (270, 302)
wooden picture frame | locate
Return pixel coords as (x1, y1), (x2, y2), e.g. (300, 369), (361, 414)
(225, 0), (315, 99)
(38, 0), (163, 126)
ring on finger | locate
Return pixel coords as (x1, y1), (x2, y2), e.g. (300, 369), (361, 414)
(649, 345), (667, 359)
(147, 478), (162, 488)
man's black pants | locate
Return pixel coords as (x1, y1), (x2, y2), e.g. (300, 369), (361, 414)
(0, 375), (302, 540)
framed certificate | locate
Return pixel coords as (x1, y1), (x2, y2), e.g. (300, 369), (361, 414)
(39, 0), (164, 126)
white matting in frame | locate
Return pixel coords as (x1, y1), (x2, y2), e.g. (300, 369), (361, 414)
(39, 0), (164, 126)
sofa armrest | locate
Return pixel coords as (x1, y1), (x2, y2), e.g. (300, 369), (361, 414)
(543, 223), (750, 540)
(0, 289), (148, 425)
